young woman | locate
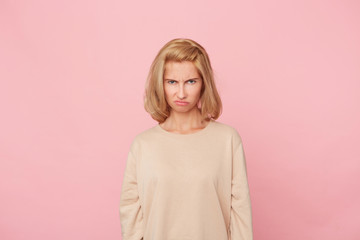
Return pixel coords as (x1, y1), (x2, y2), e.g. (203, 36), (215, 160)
(119, 38), (253, 240)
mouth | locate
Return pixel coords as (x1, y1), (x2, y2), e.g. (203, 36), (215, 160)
(175, 101), (189, 106)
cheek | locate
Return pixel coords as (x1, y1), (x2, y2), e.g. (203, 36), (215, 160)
(188, 85), (202, 95)
(164, 86), (175, 97)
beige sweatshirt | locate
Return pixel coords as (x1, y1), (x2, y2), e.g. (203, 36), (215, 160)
(119, 119), (253, 240)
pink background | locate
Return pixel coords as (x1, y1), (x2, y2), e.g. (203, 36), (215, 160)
(1, 0), (359, 239)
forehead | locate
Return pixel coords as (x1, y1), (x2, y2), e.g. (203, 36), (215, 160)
(164, 61), (200, 79)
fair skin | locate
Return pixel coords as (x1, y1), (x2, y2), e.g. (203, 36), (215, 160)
(160, 60), (210, 134)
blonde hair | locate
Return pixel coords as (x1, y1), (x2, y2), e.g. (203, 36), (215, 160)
(143, 38), (222, 123)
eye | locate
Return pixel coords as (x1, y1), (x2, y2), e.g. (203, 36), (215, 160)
(167, 80), (176, 84)
(187, 80), (196, 84)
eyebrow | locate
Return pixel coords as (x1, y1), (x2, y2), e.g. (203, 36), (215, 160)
(164, 78), (201, 81)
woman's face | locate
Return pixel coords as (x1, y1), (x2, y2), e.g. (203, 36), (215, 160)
(163, 61), (203, 113)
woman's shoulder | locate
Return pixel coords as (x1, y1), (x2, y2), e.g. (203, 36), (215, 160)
(126, 124), (158, 153)
(211, 120), (244, 146)
(212, 120), (242, 135)
(131, 124), (158, 141)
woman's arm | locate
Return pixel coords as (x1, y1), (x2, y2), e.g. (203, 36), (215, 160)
(229, 140), (254, 240)
(119, 148), (144, 240)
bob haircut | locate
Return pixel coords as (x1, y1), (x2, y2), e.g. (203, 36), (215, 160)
(143, 38), (222, 123)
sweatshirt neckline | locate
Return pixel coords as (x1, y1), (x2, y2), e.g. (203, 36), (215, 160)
(156, 119), (214, 138)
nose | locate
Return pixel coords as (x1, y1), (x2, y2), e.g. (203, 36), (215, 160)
(177, 83), (186, 99)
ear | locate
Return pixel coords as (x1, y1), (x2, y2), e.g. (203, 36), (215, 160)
(197, 99), (202, 109)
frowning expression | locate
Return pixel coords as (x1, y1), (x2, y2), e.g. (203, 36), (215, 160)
(163, 61), (203, 112)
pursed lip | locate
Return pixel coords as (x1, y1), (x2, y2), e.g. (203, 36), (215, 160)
(175, 100), (189, 103)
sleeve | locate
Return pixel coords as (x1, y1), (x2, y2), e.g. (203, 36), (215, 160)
(119, 146), (145, 240)
(229, 139), (253, 240)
